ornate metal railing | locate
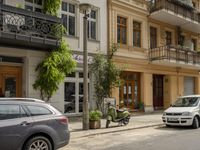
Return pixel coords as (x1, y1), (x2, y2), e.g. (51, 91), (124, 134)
(149, 45), (200, 65)
(150, 0), (200, 23)
(0, 4), (62, 43)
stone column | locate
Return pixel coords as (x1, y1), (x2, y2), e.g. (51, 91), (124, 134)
(141, 73), (153, 112)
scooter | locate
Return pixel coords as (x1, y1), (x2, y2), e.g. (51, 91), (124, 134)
(106, 102), (131, 128)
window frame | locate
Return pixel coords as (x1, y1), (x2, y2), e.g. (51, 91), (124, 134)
(0, 104), (28, 120)
(88, 9), (98, 40)
(133, 21), (142, 47)
(61, 1), (76, 36)
(191, 38), (197, 51)
(24, 105), (53, 117)
(117, 16), (127, 45)
(166, 31), (172, 46)
(25, 0), (43, 13)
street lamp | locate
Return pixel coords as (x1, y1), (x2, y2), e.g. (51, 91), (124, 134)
(79, 3), (92, 130)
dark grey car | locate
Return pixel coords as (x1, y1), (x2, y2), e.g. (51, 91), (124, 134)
(0, 98), (70, 150)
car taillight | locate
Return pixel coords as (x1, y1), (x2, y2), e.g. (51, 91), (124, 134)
(59, 116), (68, 125)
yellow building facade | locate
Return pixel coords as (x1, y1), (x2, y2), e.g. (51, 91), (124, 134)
(108, 0), (200, 112)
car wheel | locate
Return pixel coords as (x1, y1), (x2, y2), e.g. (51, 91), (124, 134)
(24, 136), (52, 150)
(192, 116), (199, 129)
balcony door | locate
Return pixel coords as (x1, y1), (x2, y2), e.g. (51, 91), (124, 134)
(0, 66), (22, 97)
(150, 26), (157, 49)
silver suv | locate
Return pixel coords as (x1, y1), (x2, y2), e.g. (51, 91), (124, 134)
(0, 98), (70, 150)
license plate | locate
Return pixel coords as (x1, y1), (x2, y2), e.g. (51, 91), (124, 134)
(167, 118), (178, 121)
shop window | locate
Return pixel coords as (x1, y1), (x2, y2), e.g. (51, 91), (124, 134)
(117, 16), (127, 45)
(133, 21), (141, 47)
(64, 71), (89, 114)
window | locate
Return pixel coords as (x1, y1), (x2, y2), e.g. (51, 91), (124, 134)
(64, 71), (90, 113)
(117, 16), (127, 44)
(166, 31), (172, 45)
(26, 105), (52, 116)
(25, 0), (43, 13)
(133, 21), (141, 47)
(0, 0), (3, 4)
(61, 2), (76, 36)
(178, 35), (185, 46)
(150, 27), (157, 49)
(88, 10), (97, 40)
(192, 39), (197, 51)
(0, 105), (21, 120)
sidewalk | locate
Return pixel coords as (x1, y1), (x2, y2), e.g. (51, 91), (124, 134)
(68, 113), (164, 139)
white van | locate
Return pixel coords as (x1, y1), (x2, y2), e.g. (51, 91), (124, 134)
(162, 95), (200, 129)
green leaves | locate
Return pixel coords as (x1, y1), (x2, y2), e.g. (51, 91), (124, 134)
(43, 0), (61, 16)
(90, 45), (121, 112)
(89, 110), (103, 121)
(33, 40), (77, 101)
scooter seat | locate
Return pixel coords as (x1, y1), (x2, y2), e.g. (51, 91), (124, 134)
(117, 109), (124, 113)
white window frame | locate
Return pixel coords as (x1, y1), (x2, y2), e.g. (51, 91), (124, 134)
(64, 71), (90, 114)
(61, 1), (76, 36)
(88, 9), (98, 40)
(24, 0), (43, 12)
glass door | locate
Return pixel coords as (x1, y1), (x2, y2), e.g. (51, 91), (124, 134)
(0, 66), (22, 98)
(122, 81), (134, 109)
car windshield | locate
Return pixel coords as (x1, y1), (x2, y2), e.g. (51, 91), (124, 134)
(172, 97), (199, 107)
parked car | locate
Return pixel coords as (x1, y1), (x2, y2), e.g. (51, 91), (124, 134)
(0, 98), (70, 150)
(64, 95), (83, 113)
(162, 95), (200, 129)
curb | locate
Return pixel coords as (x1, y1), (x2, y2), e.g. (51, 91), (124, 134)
(72, 123), (164, 139)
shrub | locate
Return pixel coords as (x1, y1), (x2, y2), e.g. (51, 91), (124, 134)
(89, 110), (103, 121)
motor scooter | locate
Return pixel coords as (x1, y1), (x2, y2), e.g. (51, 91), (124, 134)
(106, 102), (130, 128)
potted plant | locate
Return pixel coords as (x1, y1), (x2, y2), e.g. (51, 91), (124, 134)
(89, 110), (102, 129)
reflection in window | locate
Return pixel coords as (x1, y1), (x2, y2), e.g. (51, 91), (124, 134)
(0, 105), (20, 120)
(5, 77), (16, 97)
(64, 82), (75, 113)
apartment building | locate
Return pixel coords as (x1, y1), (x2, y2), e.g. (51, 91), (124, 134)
(109, 0), (200, 112)
(0, 0), (107, 115)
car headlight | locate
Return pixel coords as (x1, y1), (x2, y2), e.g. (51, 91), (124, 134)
(182, 112), (191, 116)
(163, 112), (167, 116)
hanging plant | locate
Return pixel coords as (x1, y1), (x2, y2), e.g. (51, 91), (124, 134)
(43, 0), (61, 16)
(33, 40), (77, 101)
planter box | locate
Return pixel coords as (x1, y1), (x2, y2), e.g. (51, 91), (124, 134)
(89, 120), (101, 129)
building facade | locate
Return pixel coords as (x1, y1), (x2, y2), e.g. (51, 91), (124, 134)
(109, 0), (200, 112)
(0, 0), (107, 115)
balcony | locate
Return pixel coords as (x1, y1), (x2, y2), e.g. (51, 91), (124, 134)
(149, 0), (200, 33)
(0, 4), (62, 50)
(149, 45), (200, 69)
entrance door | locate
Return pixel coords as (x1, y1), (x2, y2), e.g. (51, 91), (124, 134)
(153, 75), (164, 110)
(184, 77), (194, 95)
(0, 66), (22, 97)
(122, 81), (134, 109)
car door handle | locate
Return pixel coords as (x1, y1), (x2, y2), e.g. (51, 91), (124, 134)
(20, 121), (30, 126)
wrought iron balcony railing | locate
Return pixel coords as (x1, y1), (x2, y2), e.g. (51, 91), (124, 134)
(149, 45), (200, 65)
(150, 0), (200, 23)
(0, 4), (62, 49)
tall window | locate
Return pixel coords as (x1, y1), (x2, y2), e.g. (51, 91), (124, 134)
(166, 31), (172, 45)
(61, 2), (76, 36)
(192, 39), (197, 51)
(150, 27), (157, 49)
(133, 21), (141, 47)
(25, 0), (43, 13)
(117, 16), (127, 44)
(88, 10), (97, 40)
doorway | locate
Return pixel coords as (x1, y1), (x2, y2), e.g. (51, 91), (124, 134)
(153, 75), (164, 110)
(0, 66), (22, 97)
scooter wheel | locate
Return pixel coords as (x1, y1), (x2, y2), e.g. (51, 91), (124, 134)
(123, 118), (129, 125)
(106, 120), (110, 128)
